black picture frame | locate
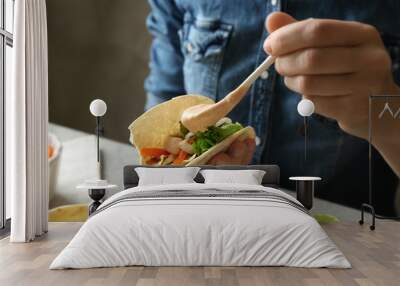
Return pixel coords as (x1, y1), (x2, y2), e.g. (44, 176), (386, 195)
(359, 95), (400, 230)
(0, 0), (14, 234)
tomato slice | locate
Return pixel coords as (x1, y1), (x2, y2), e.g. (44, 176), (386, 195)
(140, 148), (170, 158)
(172, 150), (188, 165)
(145, 157), (160, 165)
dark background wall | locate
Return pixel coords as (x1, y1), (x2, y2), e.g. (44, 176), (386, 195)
(46, 0), (151, 143)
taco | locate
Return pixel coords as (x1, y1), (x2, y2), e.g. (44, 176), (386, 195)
(128, 95), (256, 166)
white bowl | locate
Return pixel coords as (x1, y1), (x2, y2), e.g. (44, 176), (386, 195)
(48, 133), (61, 164)
(48, 133), (62, 204)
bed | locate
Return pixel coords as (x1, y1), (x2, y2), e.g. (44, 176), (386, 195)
(50, 165), (350, 269)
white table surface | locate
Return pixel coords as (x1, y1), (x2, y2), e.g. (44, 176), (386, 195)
(49, 123), (139, 206)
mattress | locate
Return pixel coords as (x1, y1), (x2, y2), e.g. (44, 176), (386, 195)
(50, 183), (350, 269)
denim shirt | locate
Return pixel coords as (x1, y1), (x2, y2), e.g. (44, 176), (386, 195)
(145, 0), (400, 214)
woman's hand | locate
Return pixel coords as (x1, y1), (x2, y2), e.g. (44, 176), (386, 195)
(264, 12), (400, 140)
(264, 12), (400, 177)
(208, 138), (256, 165)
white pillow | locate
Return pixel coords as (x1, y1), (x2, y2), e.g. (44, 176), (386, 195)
(200, 169), (266, 185)
(135, 167), (200, 186)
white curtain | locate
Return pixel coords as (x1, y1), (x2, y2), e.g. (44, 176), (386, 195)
(8, 0), (49, 242)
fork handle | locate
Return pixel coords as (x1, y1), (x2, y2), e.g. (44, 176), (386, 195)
(223, 56), (276, 109)
(240, 56), (275, 89)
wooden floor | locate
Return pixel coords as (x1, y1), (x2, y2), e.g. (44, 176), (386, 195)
(0, 221), (399, 286)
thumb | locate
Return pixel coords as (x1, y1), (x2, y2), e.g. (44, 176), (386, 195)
(266, 12), (297, 34)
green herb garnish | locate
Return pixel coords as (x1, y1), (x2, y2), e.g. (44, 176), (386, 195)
(180, 121), (189, 137)
(192, 123), (242, 155)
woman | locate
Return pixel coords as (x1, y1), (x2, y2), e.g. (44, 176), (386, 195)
(144, 0), (400, 215)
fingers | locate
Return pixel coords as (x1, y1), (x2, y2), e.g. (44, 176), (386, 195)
(227, 140), (247, 161)
(275, 47), (365, 76)
(264, 18), (380, 56)
(305, 95), (348, 120)
(262, 13), (389, 142)
(208, 139), (256, 165)
(280, 46), (391, 95)
(208, 153), (232, 165)
(303, 94), (368, 125)
(266, 12), (297, 34)
(284, 74), (356, 96)
(242, 139), (256, 164)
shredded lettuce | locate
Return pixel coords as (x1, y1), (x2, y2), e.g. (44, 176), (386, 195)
(179, 121), (189, 137)
(192, 123), (242, 155)
(218, 122), (243, 139)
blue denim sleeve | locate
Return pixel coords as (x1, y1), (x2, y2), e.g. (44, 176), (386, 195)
(145, 0), (186, 110)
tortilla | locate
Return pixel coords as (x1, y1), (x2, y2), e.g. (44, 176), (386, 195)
(186, 126), (255, 166)
(129, 95), (255, 165)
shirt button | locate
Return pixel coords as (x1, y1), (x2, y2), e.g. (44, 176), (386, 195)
(186, 43), (193, 53)
(261, 70), (269, 79)
(271, 0), (277, 6)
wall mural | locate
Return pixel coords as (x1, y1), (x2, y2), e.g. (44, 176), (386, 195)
(379, 102), (400, 119)
(46, 1), (400, 223)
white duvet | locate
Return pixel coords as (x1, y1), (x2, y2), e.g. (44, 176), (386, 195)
(50, 183), (350, 269)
